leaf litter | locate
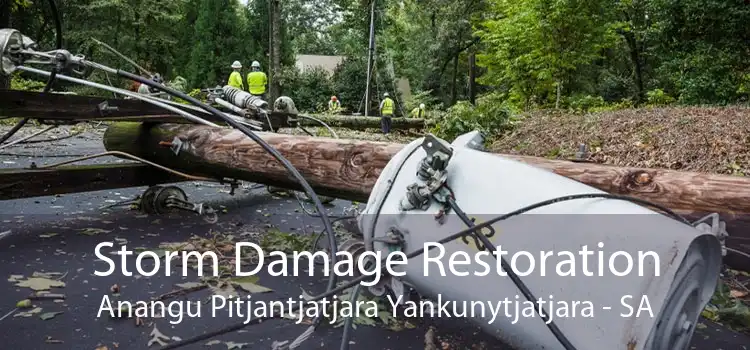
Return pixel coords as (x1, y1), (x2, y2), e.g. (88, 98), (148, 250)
(15, 275), (66, 291)
(40, 311), (63, 320)
(491, 106), (750, 175)
(148, 325), (170, 347)
(150, 230), (275, 302)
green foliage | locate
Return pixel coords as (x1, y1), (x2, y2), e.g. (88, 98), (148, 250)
(167, 76), (188, 93)
(702, 278), (750, 334)
(430, 92), (514, 141)
(259, 228), (313, 254)
(477, 0), (617, 109)
(568, 95), (606, 113)
(406, 90), (442, 115)
(186, 0), (247, 88)
(10, 74), (47, 91)
(6, 0), (750, 113)
(278, 66), (334, 113)
(330, 57), (368, 113)
(645, 89), (675, 106)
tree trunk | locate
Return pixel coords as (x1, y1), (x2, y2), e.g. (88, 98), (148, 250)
(621, 13), (645, 105)
(103, 122), (750, 215)
(451, 53), (459, 105)
(103, 122), (750, 270)
(0, 0), (10, 90)
(269, 0), (282, 102)
(299, 115), (431, 131)
(468, 49), (476, 105)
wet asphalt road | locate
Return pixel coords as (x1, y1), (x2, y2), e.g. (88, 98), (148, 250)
(0, 125), (749, 350)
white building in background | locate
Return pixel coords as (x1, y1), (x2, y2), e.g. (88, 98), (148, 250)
(295, 54), (344, 75)
(294, 54), (412, 102)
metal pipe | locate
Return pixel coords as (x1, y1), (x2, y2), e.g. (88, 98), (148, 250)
(214, 97), (246, 115)
(137, 93), (263, 130)
(364, 0), (376, 117)
(297, 115), (339, 139)
(16, 66), (220, 127)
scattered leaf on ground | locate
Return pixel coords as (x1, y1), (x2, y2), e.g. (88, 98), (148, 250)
(205, 340), (221, 346)
(176, 282), (204, 289)
(148, 325), (170, 347)
(16, 299), (32, 308)
(39, 233), (59, 238)
(209, 283), (238, 299)
(230, 276), (272, 294)
(14, 307), (42, 317)
(40, 311), (63, 320)
(80, 228), (112, 236)
(32, 271), (65, 279)
(225, 342), (248, 349)
(7, 274), (23, 282)
(15, 277), (65, 291)
(95, 345), (109, 350)
(730, 290), (748, 298)
(44, 336), (63, 344)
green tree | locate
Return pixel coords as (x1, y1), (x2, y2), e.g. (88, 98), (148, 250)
(477, 0), (616, 110)
(185, 0), (247, 88)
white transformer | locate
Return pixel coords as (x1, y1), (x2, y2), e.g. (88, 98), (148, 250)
(358, 132), (723, 350)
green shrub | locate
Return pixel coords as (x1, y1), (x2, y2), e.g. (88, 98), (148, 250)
(568, 94), (606, 113)
(429, 92), (515, 142)
(406, 89), (442, 116)
(646, 88), (675, 106)
(10, 74), (47, 91)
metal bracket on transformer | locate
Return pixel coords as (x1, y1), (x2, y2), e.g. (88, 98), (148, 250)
(399, 134), (454, 214)
(691, 213), (730, 256)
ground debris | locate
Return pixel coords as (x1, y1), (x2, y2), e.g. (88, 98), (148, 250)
(44, 336), (63, 344)
(147, 325), (171, 347)
(491, 106), (750, 175)
(14, 276), (65, 291)
(702, 274), (750, 334)
(40, 311), (64, 320)
(425, 326), (438, 350)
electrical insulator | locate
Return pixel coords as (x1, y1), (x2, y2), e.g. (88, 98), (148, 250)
(222, 85), (268, 110)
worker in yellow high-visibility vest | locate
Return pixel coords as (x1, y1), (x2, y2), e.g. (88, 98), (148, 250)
(410, 103), (426, 118)
(227, 61), (243, 90)
(246, 61), (268, 100)
(379, 92), (395, 134)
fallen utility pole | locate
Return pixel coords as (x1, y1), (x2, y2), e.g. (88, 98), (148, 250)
(103, 122), (750, 269)
(0, 163), (185, 200)
(299, 115), (432, 131)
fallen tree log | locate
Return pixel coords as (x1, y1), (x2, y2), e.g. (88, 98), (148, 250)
(103, 122), (750, 270)
(298, 114), (432, 131)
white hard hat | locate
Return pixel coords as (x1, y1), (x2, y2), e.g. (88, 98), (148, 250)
(251, 61), (260, 68)
(383, 92), (389, 97)
(419, 103), (425, 109)
(231, 61), (242, 69)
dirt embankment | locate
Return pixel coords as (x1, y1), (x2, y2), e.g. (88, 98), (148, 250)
(490, 106), (750, 175)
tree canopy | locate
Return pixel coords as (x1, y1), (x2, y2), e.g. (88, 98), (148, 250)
(4, 0), (748, 114)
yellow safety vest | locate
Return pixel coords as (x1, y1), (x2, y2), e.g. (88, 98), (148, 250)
(246, 71), (268, 95)
(410, 107), (425, 118)
(381, 98), (394, 115)
(227, 71), (243, 90)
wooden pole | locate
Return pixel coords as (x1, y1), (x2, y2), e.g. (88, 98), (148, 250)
(299, 115), (431, 131)
(103, 122), (750, 268)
